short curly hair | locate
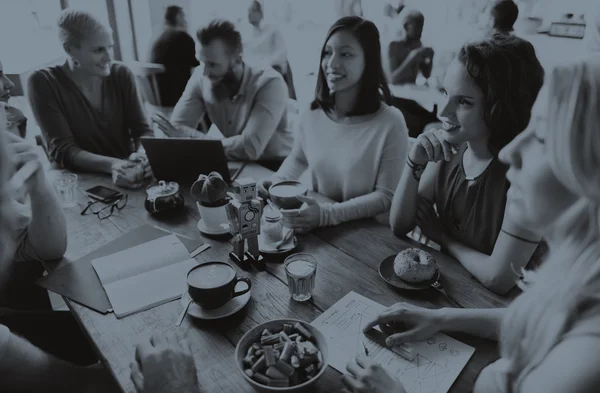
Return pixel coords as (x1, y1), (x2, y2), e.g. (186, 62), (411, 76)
(458, 34), (544, 153)
(57, 8), (109, 48)
(491, 0), (519, 33)
(196, 19), (242, 55)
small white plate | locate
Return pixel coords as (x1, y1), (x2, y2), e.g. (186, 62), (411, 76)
(197, 219), (230, 235)
(180, 287), (251, 320)
(258, 228), (298, 254)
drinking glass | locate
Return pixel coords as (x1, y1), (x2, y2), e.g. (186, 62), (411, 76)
(284, 253), (317, 302)
(53, 173), (78, 208)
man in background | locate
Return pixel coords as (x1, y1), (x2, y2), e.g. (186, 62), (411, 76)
(487, 0), (519, 36)
(167, 20), (291, 169)
(387, 7), (437, 137)
(148, 5), (199, 108)
(388, 8), (433, 85)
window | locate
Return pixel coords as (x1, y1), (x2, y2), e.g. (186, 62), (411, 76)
(129, 0), (153, 61)
(66, 0), (110, 25)
(0, 0), (64, 73)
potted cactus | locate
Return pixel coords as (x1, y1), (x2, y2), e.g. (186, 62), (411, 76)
(190, 172), (230, 233)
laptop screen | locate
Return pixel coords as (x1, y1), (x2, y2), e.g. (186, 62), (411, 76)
(141, 137), (233, 185)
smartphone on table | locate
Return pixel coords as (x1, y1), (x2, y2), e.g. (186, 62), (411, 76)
(85, 185), (123, 203)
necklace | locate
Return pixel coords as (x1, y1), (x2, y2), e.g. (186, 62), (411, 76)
(463, 147), (494, 181)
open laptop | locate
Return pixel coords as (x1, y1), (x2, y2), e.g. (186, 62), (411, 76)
(140, 137), (243, 185)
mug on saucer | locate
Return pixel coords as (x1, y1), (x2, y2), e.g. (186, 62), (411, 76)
(187, 261), (251, 310)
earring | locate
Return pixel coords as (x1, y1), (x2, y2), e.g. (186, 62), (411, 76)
(72, 58), (80, 67)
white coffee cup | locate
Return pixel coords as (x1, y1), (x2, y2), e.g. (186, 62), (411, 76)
(197, 202), (229, 232)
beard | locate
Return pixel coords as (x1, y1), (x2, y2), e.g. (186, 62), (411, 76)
(210, 65), (240, 101)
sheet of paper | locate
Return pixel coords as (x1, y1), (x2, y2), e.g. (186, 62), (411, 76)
(311, 292), (475, 393)
(91, 234), (189, 284)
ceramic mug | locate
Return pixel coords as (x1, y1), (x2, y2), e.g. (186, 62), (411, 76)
(187, 261), (251, 309)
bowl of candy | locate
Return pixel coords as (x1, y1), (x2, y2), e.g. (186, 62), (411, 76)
(235, 319), (329, 392)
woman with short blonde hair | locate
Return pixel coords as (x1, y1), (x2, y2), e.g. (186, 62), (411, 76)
(28, 9), (152, 187)
(343, 56), (600, 393)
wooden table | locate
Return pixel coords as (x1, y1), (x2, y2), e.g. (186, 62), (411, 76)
(47, 163), (515, 393)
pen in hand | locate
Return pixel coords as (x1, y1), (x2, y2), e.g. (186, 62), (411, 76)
(362, 341), (369, 356)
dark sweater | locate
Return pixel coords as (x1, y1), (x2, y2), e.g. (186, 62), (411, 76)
(27, 62), (152, 169)
(388, 39), (424, 85)
(148, 28), (200, 107)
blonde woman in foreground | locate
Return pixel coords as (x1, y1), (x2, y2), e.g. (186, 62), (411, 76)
(342, 57), (600, 393)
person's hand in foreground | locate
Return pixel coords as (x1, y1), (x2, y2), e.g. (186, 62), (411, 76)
(5, 131), (45, 199)
(342, 354), (407, 393)
(131, 331), (200, 393)
(363, 302), (443, 346)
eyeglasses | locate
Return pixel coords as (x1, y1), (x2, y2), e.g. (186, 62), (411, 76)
(80, 194), (128, 220)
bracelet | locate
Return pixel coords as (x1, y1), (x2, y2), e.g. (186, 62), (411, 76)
(406, 157), (426, 181)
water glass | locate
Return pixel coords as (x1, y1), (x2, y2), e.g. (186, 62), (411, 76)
(53, 173), (78, 208)
(284, 253), (317, 302)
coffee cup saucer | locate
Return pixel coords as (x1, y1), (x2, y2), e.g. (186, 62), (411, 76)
(181, 287), (251, 320)
(258, 228), (298, 254)
(197, 219), (230, 236)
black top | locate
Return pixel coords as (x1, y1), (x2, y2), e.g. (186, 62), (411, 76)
(27, 63), (152, 168)
(148, 28), (200, 107)
(434, 144), (509, 255)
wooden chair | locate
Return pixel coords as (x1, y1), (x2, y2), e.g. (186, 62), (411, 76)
(127, 61), (168, 116)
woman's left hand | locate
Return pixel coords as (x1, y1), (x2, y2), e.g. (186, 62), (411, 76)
(415, 197), (445, 245)
(128, 152), (153, 179)
(280, 195), (321, 234)
(342, 355), (407, 393)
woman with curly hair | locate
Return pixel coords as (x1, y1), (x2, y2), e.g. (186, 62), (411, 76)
(346, 55), (600, 393)
(390, 34), (545, 294)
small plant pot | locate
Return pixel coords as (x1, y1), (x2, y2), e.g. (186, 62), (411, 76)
(197, 202), (229, 232)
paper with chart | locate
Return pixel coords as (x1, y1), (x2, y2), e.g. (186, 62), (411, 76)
(311, 292), (475, 393)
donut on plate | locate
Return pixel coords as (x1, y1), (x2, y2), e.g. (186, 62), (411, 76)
(393, 248), (437, 283)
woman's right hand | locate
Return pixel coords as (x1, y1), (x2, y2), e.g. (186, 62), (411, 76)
(409, 128), (456, 165)
(363, 303), (444, 346)
(258, 179), (272, 200)
(111, 160), (144, 190)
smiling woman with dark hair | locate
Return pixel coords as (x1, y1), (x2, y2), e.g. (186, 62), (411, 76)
(390, 34), (545, 294)
(310, 17), (394, 115)
(259, 16), (408, 233)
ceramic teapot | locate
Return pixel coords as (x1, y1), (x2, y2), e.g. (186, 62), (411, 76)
(145, 180), (185, 215)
